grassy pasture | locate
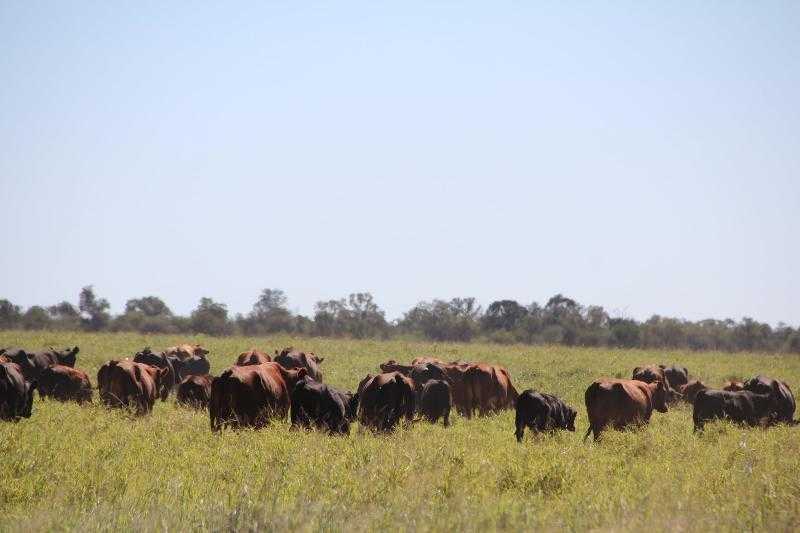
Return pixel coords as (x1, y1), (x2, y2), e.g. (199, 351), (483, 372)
(1, 331), (799, 532)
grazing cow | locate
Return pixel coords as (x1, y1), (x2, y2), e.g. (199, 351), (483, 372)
(693, 385), (782, 431)
(235, 349), (271, 366)
(290, 377), (350, 434)
(173, 355), (211, 381)
(679, 380), (708, 404)
(659, 365), (689, 391)
(37, 365), (92, 404)
(133, 347), (175, 400)
(357, 372), (416, 432)
(164, 344), (209, 360)
(463, 363), (518, 417)
(273, 348), (323, 381)
(0, 362), (36, 421)
(419, 379), (452, 426)
(515, 390), (577, 441)
(209, 363), (307, 431)
(723, 380), (744, 392)
(584, 379), (669, 440)
(176, 374), (213, 409)
(96, 360), (168, 415)
(743, 375), (795, 423)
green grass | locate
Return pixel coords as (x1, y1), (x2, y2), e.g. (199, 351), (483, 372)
(1, 331), (799, 532)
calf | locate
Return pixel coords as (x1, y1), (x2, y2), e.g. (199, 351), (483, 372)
(290, 377), (350, 434)
(679, 380), (708, 404)
(419, 379), (451, 426)
(176, 374), (213, 409)
(515, 390), (576, 441)
(0, 362), (36, 421)
(37, 365), (92, 404)
(693, 384), (782, 431)
(584, 379), (669, 440)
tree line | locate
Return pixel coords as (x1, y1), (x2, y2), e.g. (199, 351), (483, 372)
(1, 287), (798, 354)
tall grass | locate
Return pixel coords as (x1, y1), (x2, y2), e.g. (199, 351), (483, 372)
(1, 331), (798, 532)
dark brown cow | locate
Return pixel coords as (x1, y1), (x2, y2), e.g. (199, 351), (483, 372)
(357, 372), (416, 432)
(176, 374), (213, 409)
(584, 379), (669, 440)
(0, 362), (36, 421)
(679, 380), (708, 404)
(723, 380), (745, 392)
(32, 346), (79, 371)
(235, 349), (272, 366)
(209, 362), (307, 431)
(743, 375), (795, 423)
(164, 344), (209, 360)
(659, 365), (689, 391)
(97, 360), (168, 415)
(273, 348), (323, 381)
(133, 348), (175, 400)
(463, 363), (518, 417)
(37, 365), (92, 404)
(419, 380), (452, 426)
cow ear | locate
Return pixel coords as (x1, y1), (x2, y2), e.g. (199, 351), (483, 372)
(658, 364), (666, 369)
(632, 367), (641, 376)
(72, 347), (80, 355)
(316, 357), (324, 364)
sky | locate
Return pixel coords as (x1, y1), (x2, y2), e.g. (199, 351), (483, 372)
(1, 2), (798, 325)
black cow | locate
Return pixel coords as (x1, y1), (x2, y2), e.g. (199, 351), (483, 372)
(660, 365), (689, 391)
(290, 377), (350, 434)
(693, 385), (782, 431)
(0, 362), (36, 421)
(743, 375), (795, 423)
(172, 355), (211, 381)
(419, 379), (451, 426)
(515, 390), (577, 441)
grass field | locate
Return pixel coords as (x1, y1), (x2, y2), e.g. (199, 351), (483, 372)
(1, 331), (799, 532)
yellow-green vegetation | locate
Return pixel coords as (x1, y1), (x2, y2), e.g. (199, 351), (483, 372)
(1, 331), (799, 532)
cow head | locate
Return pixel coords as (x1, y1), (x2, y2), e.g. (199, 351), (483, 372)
(652, 381), (669, 413)
(55, 346), (79, 367)
(284, 367), (308, 389)
(566, 408), (577, 432)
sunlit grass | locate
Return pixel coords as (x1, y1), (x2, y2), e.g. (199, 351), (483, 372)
(1, 331), (798, 531)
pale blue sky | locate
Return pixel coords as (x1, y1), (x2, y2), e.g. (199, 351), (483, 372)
(1, 2), (798, 324)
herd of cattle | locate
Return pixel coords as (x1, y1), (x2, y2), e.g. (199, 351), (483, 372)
(0, 344), (796, 440)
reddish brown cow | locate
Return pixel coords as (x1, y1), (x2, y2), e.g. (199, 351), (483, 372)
(584, 379), (669, 440)
(209, 362), (307, 430)
(176, 374), (213, 409)
(235, 349), (272, 366)
(97, 360), (168, 415)
(679, 380), (708, 404)
(37, 365), (92, 404)
(463, 363), (518, 417)
(357, 371), (416, 432)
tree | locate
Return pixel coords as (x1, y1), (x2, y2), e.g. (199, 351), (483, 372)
(608, 318), (641, 348)
(48, 301), (80, 330)
(79, 286), (111, 331)
(399, 297), (481, 342)
(190, 297), (232, 336)
(0, 299), (22, 329)
(482, 300), (528, 332)
(22, 306), (51, 330)
(124, 296), (172, 317)
(242, 289), (294, 334)
(312, 293), (389, 338)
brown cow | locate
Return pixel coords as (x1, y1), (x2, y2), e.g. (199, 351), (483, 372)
(37, 365), (92, 404)
(463, 363), (518, 417)
(235, 349), (272, 366)
(164, 344), (209, 360)
(97, 360), (168, 415)
(584, 379), (669, 440)
(724, 380), (745, 392)
(0, 362), (36, 421)
(679, 380), (708, 404)
(209, 362), (307, 430)
(273, 348), (323, 381)
(176, 374), (213, 409)
(357, 371), (416, 432)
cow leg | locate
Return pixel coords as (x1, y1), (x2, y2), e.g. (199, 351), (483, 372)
(443, 408), (450, 427)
